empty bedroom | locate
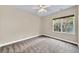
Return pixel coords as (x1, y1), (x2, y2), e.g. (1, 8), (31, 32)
(0, 5), (79, 53)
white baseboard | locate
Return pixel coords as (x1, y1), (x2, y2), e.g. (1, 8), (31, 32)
(43, 34), (78, 45)
(0, 35), (40, 47)
(0, 34), (78, 48)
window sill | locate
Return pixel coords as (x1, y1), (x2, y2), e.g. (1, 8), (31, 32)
(53, 31), (75, 35)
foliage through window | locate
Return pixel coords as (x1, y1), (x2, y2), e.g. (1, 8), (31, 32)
(53, 15), (75, 34)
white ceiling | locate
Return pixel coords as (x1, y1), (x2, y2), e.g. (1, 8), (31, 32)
(14, 5), (74, 16)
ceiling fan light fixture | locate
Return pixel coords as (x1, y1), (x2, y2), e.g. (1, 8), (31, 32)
(38, 8), (47, 13)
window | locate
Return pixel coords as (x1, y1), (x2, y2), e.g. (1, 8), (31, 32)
(53, 15), (75, 34)
(54, 19), (61, 32)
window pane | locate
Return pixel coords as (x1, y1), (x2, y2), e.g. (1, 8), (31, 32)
(62, 16), (75, 33)
(54, 19), (61, 32)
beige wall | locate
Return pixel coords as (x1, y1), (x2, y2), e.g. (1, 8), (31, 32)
(42, 6), (78, 44)
(0, 6), (41, 45)
(0, 5), (79, 46)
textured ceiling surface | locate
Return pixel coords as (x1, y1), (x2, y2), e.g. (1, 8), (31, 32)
(14, 5), (74, 16)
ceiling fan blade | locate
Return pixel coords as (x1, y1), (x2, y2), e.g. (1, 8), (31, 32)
(41, 5), (51, 9)
(32, 5), (51, 9)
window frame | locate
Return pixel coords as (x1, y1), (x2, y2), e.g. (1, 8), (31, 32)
(53, 15), (75, 35)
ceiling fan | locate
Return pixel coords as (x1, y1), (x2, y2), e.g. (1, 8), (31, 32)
(33, 5), (51, 13)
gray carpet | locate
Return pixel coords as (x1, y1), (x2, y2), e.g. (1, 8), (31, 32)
(0, 36), (79, 53)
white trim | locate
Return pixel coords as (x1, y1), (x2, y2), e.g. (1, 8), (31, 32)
(53, 31), (75, 35)
(44, 34), (78, 45)
(0, 34), (78, 48)
(53, 16), (75, 35)
(0, 35), (40, 47)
